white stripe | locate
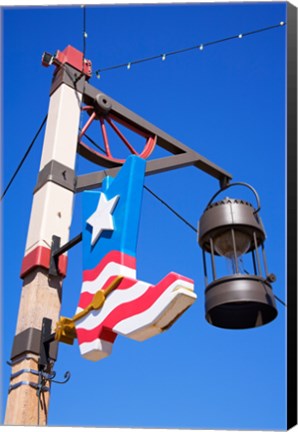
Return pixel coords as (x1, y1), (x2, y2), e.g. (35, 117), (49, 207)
(113, 280), (196, 337)
(81, 261), (136, 295)
(76, 279), (151, 330)
(79, 338), (113, 361)
(126, 290), (197, 342)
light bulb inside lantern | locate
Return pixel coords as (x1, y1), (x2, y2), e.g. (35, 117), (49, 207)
(213, 230), (251, 258)
(213, 229), (251, 274)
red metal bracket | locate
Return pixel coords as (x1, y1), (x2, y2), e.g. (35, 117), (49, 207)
(42, 45), (92, 78)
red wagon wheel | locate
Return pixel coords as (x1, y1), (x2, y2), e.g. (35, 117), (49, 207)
(78, 105), (157, 167)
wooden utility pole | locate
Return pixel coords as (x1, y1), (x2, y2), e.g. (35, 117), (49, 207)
(4, 43), (232, 426)
(4, 47), (89, 425)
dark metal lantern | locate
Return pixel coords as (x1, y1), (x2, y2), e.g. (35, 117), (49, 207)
(198, 183), (278, 330)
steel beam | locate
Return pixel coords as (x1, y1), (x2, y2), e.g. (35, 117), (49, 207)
(76, 151), (230, 192)
(51, 63), (232, 186)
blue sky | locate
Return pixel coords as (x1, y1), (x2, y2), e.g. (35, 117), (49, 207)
(1, 2), (287, 429)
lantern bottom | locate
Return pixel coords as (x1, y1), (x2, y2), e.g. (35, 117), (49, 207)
(205, 274), (278, 329)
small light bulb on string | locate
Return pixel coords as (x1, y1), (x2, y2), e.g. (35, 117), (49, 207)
(84, 32), (88, 38)
(96, 71), (101, 79)
(91, 22), (285, 76)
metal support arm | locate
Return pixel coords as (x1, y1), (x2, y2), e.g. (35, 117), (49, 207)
(76, 151), (230, 192)
(50, 61), (232, 187)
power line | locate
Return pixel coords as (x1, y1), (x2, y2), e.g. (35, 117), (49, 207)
(3, 62), (286, 308)
(82, 131), (106, 153)
(77, 4), (89, 175)
(94, 21), (286, 77)
(2, 115), (286, 308)
(82, 5), (87, 61)
(1, 115), (47, 202)
(1, 10), (87, 203)
(144, 184), (197, 233)
(78, 123), (197, 232)
(274, 295), (287, 307)
(76, 126), (197, 231)
(144, 186), (287, 307)
(76, 135), (286, 307)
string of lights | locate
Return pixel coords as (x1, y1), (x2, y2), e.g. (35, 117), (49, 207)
(94, 21), (286, 78)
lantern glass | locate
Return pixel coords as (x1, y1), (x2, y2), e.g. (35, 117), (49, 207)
(213, 230), (251, 258)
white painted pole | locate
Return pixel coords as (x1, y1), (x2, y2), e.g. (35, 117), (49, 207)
(5, 58), (83, 425)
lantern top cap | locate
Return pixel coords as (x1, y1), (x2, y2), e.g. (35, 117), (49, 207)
(198, 193), (266, 251)
(205, 197), (254, 212)
(205, 182), (261, 214)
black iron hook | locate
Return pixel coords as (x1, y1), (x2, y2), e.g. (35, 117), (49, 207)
(50, 370), (71, 385)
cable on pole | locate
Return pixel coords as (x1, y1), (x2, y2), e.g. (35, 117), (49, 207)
(82, 5), (87, 62)
(77, 133), (197, 235)
(94, 21), (286, 77)
(144, 185), (197, 233)
(0, 115), (48, 202)
(76, 5), (89, 173)
(79, 130), (106, 153)
(79, 5), (88, 126)
(274, 295), (287, 307)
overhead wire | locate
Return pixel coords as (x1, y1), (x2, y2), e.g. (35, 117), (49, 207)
(144, 185), (197, 233)
(94, 21), (286, 77)
(79, 4), (88, 130)
(0, 115), (48, 202)
(81, 131), (106, 153)
(143, 184), (286, 308)
(2, 14), (286, 308)
(274, 295), (287, 307)
(75, 5), (89, 186)
(79, 123), (197, 231)
(77, 9), (199, 237)
(83, 5), (87, 60)
(2, 116), (287, 308)
(78, 133), (286, 309)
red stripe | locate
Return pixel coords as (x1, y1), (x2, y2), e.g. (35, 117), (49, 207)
(77, 326), (117, 344)
(78, 277), (137, 310)
(83, 251), (136, 282)
(97, 327), (117, 343)
(77, 273), (193, 343)
(20, 246), (68, 278)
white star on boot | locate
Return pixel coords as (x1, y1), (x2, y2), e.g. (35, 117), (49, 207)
(87, 193), (120, 246)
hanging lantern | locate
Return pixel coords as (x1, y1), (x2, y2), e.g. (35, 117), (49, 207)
(198, 182), (278, 330)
